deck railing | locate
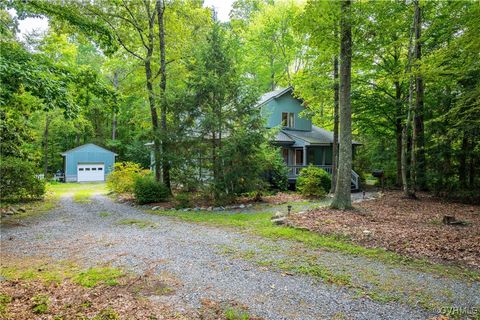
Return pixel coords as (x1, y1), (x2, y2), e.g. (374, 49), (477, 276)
(287, 165), (360, 190)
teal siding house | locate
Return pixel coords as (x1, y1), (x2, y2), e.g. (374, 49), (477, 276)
(61, 144), (117, 182)
(259, 87), (361, 189)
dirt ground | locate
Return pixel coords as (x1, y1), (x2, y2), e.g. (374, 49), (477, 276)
(288, 191), (480, 269)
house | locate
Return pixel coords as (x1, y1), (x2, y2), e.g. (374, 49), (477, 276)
(258, 87), (361, 189)
(61, 143), (117, 182)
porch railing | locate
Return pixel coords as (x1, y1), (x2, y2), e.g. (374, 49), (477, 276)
(287, 165), (360, 190)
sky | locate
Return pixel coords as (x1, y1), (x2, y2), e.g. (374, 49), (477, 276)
(9, 1), (234, 38)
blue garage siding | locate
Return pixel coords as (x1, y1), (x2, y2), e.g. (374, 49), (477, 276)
(62, 144), (116, 182)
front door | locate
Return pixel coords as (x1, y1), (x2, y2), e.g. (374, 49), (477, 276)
(295, 149), (303, 165)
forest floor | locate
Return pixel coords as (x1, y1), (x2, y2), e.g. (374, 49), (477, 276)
(287, 191), (480, 270)
(0, 183), (479, 319)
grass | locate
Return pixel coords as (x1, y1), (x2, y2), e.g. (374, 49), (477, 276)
(147, 209), (480, 281)
(31, 294), (49, 314)
(99, 211), (112, 217)
(0, 294), (12, 316)
(73, 267), (124, 288)
(118, 218), (157, 229)
(1, 258), (124, 288)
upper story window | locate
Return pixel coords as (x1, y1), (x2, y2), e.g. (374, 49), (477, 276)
(281, 112), (295, 128)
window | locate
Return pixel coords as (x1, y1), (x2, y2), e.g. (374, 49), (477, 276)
(282, 148), (289, 164)
(281, 112), (295, 128)
(92, 168), (97, 171)
(79, 168), (84, 171)
(98, 167), (103, 171)
(295, 149), (303, 165)
(85, 168), (90, 171)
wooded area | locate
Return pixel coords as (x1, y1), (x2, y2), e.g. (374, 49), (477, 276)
(1, 0), (479, 203)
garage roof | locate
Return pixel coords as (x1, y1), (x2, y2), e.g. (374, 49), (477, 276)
(61, 143), (118, 156)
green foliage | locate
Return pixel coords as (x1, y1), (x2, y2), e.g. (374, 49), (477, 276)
(73, 267), (124, 288)
(31, 294), (49, 314)
(296, 165), (331, 197)
(133, 176), (169, 204)
(260, 144), (289, 191)
(0, 293), (11, 316)
(0, 157), (46, 202)
(92, 308), (120, 320)
(106, 162), (149, 194)
(174, 192), (191, 209)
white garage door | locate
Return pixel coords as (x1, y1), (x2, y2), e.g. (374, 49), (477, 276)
(77, 163), (105, 182)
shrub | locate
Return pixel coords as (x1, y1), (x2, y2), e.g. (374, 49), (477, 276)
(0, 157), (46, 201)
(133, 176), (169, 204)
(296, 165), (331, 197)
(174, 192), (191, 209)
(261, 146), (289, 191)
(107, 162), (149, 194)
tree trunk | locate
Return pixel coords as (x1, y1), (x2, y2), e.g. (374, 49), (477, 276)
(157, 0), (171, 192)
(331, 55), (339, 193)
(43, 113), (51, 177)
(413, 0), (426, 190)
(395, 81), (402, 187)
(145, 57), (162, 182)
(331, 0), (352, 210)
(112, 71), (118, 141)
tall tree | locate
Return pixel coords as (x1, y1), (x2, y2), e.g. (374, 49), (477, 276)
(331, 0), (352, 209)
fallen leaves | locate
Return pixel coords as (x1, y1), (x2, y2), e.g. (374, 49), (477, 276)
(287, 191), (480, 269)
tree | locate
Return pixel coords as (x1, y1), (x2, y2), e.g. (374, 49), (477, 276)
(331, 0), (352, 209)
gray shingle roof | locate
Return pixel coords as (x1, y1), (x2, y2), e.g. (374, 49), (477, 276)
(283, 126), (361, 145)
(273, 131), (295, 144)
(256, 87), (293, 107)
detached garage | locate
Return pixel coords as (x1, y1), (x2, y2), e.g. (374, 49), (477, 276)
(61, 144), (117, 182)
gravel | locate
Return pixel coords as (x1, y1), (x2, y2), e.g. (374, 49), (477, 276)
(1, 193), (478, 319)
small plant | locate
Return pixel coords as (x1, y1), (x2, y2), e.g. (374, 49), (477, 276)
(31, 294), (49, 314)
(73, 267), (124, 288)
(107, 162), (150, 194)
(92, 308), (120, 320)
(296, 165), (331, 197)
(174, 192), (191, 209)
(225, 307), (250, 320)
(118, 218), (156, 229)
(99, 212), (112, 217)
(0, 293), (12, 316)
(133, 176), (169, 204)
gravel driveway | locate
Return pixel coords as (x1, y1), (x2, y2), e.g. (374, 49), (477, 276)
(1, 193), (478, 319)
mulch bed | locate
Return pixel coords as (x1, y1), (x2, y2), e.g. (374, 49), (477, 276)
(287, 191), (480, 269)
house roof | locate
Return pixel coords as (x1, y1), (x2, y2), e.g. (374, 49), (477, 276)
(282, 126), (362, 146)
(61, 143), (118, 156)
(272, 131), (295, 145)
(256, 87), (295, 107)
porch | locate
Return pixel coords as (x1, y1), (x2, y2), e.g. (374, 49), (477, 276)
(281, 146), (360, 190)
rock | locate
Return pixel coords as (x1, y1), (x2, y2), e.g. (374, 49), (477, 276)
(207, 207), (213, 211)
(239, 204), (246, 209)
(193, 207), (200, 211)
(151, 206), (161, 211)
(272, 211), (287, 219)
(183, 208), (191, 212)
(246, 204), (253, 208)
(363, 230), (372, 236)
(272, 217), (286, 225)
(18, 207), (26, 213)
(212, 207), (222, 212)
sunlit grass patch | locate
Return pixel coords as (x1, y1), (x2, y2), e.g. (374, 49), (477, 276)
(0, 293), (12, 316)
(73, 190), (93, 203)
(118, 218), (157, 229)
(73, 267), (124, 288)
(99, 211), (112, 217)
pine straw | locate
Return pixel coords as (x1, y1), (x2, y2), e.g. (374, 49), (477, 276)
(287, 191), (480, 269)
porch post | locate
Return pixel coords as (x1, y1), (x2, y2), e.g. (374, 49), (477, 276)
(303, 146), (307, 166)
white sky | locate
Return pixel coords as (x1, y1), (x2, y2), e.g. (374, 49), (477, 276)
(9, 1), (234, 38)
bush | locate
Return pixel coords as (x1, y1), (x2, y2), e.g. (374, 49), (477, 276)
(107, 162), (149, 194)
(174, 192), (191, 209)
(133, 176), (169, 204)
(0, 157), (45, 201)
(261, 146), (289, 191)
(296, 165), (331, 197)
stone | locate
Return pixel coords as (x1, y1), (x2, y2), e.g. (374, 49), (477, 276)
(207, 207), (213, 211)
(239, 204), (246, 209)
(272, 211), (287, 219)
(151, 206), (161, 211)
(193, 207), (200, 211)
(272, 217), (286, 225)
(183, 208), (191, 212)
(246, 204), (253, 208)
(18, 207), (26, 213)
(363, 230), (372, 236)
(212, 207), (222, 212)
